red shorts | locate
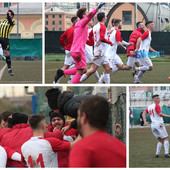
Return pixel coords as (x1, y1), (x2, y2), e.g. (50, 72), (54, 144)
(71, 52), (86, 70)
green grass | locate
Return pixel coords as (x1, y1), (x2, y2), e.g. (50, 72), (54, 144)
(0, 61), (42, 84)
(129, 126), (170, 167)
(45, 59), (170, 84)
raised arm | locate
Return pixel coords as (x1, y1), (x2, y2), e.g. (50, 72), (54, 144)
(142, 111), (148, 126)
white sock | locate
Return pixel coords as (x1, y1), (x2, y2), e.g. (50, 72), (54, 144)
(138, 71), (144, 80)
(164, 140), (169, 155)
(110, 66), (119, 75)
(69, 64), (75, 69)
(93, 71), (99, 80)
(98, 73), (104, 83)
(80, 74), (88, 83)
(135, 66), (149, 71)
(70, 75), (74, 81)
(103, 74), (110, 84)
(156, 142), (162, 155)
(57, 77), (62, 83)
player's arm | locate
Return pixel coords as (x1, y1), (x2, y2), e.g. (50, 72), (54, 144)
(81, 3), (105, 27)
(122, 40), (133, 47)
(149, 46), (157, 53)
(135, 37), (142, 51)
(117, 41), (126, 50)
(136, 31), (149, 51)
(155, 104), (170, 118)
(116, 30), (126, 49)
(159, 113), (170, 118)
(7, 10), (14, 26)
(142, 110), (148, 126)
(100, 24), (113, 46)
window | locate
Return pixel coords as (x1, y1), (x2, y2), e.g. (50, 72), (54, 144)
(53, 28), (55, 31)
(59, 27), (62, 31)
(161, 86), (166, 90)
(59, 15), (62, 18)
(46, 15), (48, 18)
(52, 21), (55, 25)
(45, 27), (48, 31)
(4, 3), (11, 8)
(59, 21), (62, 25)
(46, 21), (48, 25)
(122, 11), (132, 25)
(165, 18), (169, 23)
(53, 15), (55, 18)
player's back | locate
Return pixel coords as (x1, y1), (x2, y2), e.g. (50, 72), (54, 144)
(21, 137), (58, 168)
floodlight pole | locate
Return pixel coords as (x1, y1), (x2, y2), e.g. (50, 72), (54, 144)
(17, 3), (19, 37)
(134, 3), (137, 29)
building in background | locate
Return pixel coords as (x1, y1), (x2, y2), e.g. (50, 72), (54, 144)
(0, 2), (42, 38)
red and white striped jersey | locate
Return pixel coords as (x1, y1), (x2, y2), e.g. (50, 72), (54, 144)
(145, 103), (163, 123)
(21, 136), (70, 168)
(139, 30), (151, 53)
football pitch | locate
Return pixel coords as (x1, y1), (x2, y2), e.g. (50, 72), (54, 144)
(0, 61), (42, 84)
(129, 126), (170, 168)
(45, 54), (170, 84)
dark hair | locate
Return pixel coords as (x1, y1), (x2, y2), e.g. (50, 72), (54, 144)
(111, 18), (115, 26)
(145, 21), (153, 27)
(0, 114), (2, 125)
(136, 21), (142, 28)
(49, 111), (65, 124)
(8, 10), (14, 17)
(77, 7), (87, 19)
(1, 111), (12, 122)
(114, 19), (121, 26)
(97, 12), (105, 22)
(79, 95), (110, 130)
(71, 16), (78, 24)
(29, 114), (45, 130)
(152, 94), (159, 99)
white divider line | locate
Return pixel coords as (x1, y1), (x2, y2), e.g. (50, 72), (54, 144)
(0, 64), (7, 81)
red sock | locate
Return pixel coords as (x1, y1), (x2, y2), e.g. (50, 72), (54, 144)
(72, 73), (82, 84)
(64, 68), (77, 75)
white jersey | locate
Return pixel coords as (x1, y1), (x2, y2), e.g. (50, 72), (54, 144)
(145, 103), (163, 124)
(21, 136), (70, 168)
(0, 145), (7, 168)
(105, 28), (122, 59)
(139, 30), (151, 53)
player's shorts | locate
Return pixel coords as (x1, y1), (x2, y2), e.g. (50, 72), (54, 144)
(139, 57), (153, 67)
(151, 122), (168, 139)
(127, 56), (140, 67)
(85, 52), (93, 64)
(0, 37), (9, 51)
(109, 54), (123, 69)
(0, 46), (3, 55)
(71, 52), (86, 70)
(64, 50), (74, 66)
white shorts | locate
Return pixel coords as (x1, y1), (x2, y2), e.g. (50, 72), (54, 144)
(109, 54), (123, 69)
(127, 56), (139, 67)
(139, 57), (153, 67)
(86, 52), (93, 64)
(151, 122), (168, 139)
(0, 45), (3, 56)
(0, 146), (7, 167)
(64, 50), (74, 66)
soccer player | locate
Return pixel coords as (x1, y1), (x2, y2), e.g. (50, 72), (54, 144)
(21, 114), (80, 168)
(97, 19), (132, 84)
(54, 3), (106, 84)
(0, 8), (15, 76)
(134, 21), (157, 83)
(69, 95), (126, 167)
(56, 17), (78, 83)
(121, 21), (145, 83)
(80, 12), (114, 84)
(142, 94), (170, 158)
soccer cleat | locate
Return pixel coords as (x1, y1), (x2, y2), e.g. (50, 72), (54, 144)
(134, 78), (142, 84)
(54, 69), (64, 83)
(155, 154), (159, 158)
(8, 69), (14, 76)
(132, 67), (136, 77)
(164, 154), (170, 158)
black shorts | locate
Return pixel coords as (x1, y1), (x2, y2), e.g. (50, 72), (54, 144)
(0, 37), (9, 51)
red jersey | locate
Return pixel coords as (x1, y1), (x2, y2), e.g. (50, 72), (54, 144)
(60, 25), (75, 51)
(127, 28), (144, 57)
(69, 131), (126, 167)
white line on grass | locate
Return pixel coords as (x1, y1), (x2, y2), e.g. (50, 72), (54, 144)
(0, 64), (7, 81)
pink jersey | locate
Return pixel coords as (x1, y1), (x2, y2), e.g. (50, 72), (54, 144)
(139, 30), (151, 53)
(70, 9), (97, 54)
(145, 103), (163, 123)
(21, 137), (70, 168)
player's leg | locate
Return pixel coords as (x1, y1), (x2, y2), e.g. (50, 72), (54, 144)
(103, 63), (111, 84)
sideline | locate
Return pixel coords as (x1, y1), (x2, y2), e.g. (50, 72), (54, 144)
(0, 64), (7, 81)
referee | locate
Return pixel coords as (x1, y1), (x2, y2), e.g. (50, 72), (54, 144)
(0, 8), (15, 76)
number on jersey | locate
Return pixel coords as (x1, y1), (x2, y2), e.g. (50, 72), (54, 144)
(28, 154), (45, 167)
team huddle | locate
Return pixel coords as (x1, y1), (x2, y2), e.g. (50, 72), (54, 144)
(54, 3), (157, 84)
(0, 88), (126, 168)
